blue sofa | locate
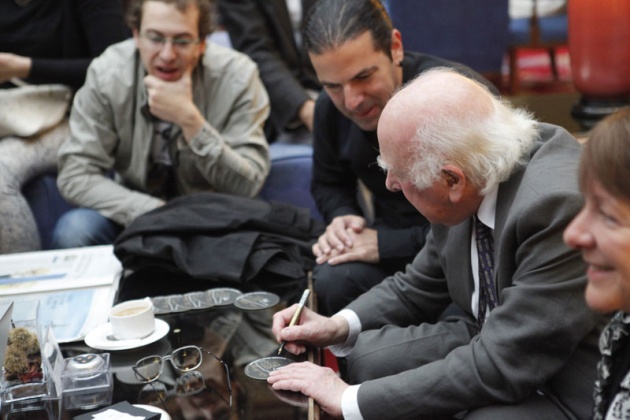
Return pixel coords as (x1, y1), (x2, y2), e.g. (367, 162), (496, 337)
(23, 142), (320, 250)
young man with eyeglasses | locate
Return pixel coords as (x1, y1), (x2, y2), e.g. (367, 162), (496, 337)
(52, 0), (270, 248)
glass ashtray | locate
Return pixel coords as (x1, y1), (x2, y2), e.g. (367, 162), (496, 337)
(234, 292), (280, 310)
(150, 288), (243, 315)
(151, 294), (194, 314)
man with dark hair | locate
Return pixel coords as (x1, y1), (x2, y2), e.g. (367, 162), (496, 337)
(269, 68), (605, 420)
(53, 0), (270, 248)
(306, 0), (499, 315)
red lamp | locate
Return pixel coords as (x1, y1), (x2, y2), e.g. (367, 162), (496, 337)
(569, 0), (630, 129)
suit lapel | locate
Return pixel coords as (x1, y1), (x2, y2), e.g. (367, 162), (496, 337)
(495, 136), (542, 237)
(493, 157), (529, 296)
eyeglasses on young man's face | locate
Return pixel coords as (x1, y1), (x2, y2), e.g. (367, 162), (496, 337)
(133, 345), (232, 408)
(140, 31), (201, 51)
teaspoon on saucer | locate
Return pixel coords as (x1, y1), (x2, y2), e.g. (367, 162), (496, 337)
(105, 330), (153, 342)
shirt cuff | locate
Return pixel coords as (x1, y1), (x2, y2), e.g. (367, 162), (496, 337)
(328, 309), (361, 357)
(341, 385), (363, 420)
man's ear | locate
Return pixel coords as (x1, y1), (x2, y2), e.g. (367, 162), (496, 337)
(390, 29), (404, 66)
(442, 165), (466, 203)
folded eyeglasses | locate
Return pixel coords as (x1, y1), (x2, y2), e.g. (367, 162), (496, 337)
(133, 345), (232, 408)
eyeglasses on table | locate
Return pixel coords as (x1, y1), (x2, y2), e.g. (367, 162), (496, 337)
(132, 345), (232, 408)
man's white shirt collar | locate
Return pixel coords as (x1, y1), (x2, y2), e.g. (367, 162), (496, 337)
(477, 184), (498, 229)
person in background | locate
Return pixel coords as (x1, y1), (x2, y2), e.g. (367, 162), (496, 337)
(218, 0), (321, 144)
(52, 0), (270, 249)
(305, 0), (500, 316)
(0, 0), (129, 254)
(268, 68), (605, 419)
(563, 107), (630, 420)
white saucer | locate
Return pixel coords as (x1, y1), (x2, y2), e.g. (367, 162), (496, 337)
(85, 318), (170, 351)
(134, 404), (171, 420)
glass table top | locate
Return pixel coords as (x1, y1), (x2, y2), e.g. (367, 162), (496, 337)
(57, 304), (318, 420)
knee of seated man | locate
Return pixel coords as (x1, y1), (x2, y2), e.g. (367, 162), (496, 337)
(51, 208), (120, 248)
(313, 262), (369, 314)
(313, 265), (342, 316)
(313, 261), (379, 293)
(313, 263), (347, 296)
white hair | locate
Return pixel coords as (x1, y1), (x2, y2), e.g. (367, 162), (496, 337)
(406, 70), (539, 194)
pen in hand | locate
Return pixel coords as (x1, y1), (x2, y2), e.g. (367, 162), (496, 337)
(277, 289), (310, 355)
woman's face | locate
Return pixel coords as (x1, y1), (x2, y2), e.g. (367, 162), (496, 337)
(564, 178), (630, 313)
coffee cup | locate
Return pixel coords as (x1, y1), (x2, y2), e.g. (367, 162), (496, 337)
(109, 298), (155, 340)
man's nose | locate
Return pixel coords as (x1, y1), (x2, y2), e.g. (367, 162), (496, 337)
(385, 172), (401, 192)
(159, 41), (177, 60)
(343, 84), (363, 111)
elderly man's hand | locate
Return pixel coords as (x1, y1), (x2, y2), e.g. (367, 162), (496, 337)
(268, 362), (347, 418)
(272, 306), (349, 355)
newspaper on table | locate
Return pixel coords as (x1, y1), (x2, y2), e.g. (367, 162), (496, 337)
(0, 245), (122, 343)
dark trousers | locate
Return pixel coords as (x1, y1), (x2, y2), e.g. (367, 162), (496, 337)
(313, 260), (401, 316)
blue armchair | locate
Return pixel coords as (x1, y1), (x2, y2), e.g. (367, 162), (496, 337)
(259, 143), (321, 221)
(23, 174), (75, 250)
